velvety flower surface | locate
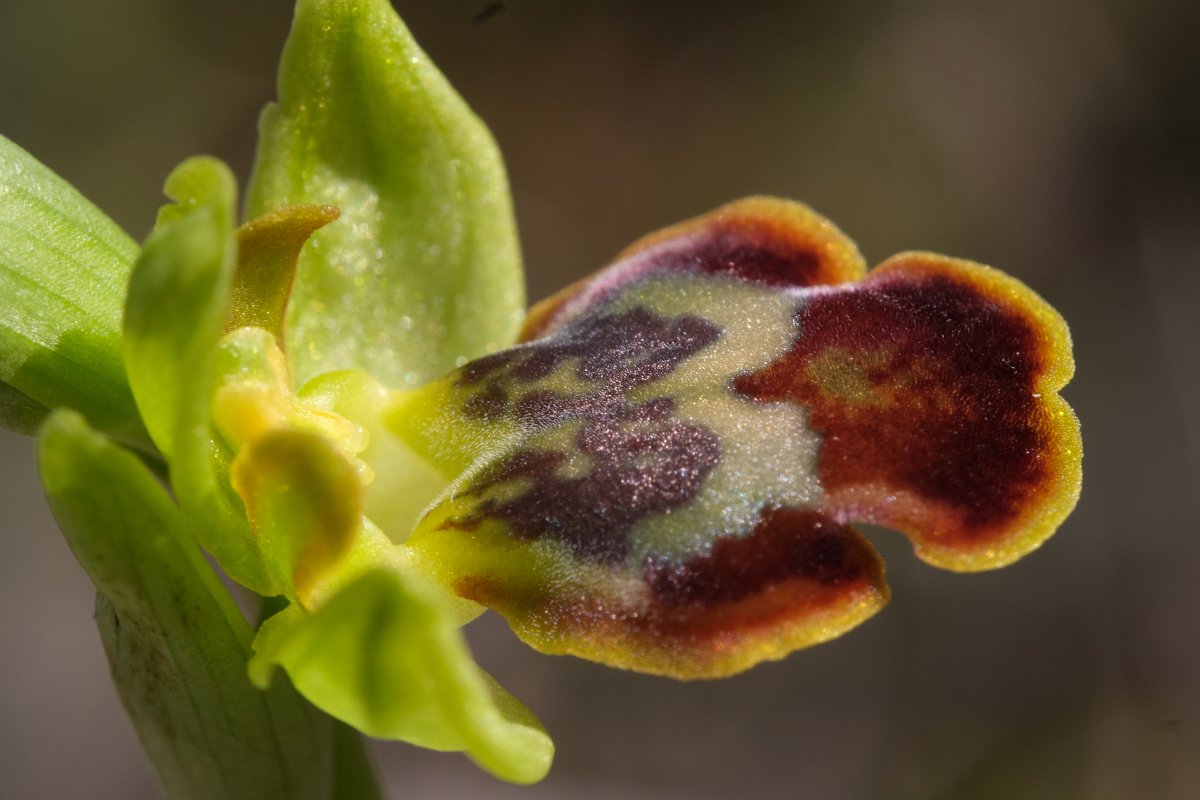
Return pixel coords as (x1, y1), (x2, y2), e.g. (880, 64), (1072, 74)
(391, 197), (1081, 679)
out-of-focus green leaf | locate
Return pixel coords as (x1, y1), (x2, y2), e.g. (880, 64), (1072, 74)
(123, 156), (275, 594)
(246, 0), (525, 389)
(251, 567), (554, 785)
(0, 134), (148, 446)
(37, 410), (337, 800)
(0, 379), (48, 435)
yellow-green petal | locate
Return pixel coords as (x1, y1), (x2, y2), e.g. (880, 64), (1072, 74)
(251, 567), (553, 784)
(233, 427), (364, 607)
(227, 204), (340, 341)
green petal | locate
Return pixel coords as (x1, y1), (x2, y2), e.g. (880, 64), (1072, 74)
(0, 135), (147, 446)
(246, 0), (524, 388)
(250, 567), (553, 785)
(228, 204), (341, 340)
(37, 410), (336, 800)
(124, 157), (275, 594)
(124, 156), (236, 459)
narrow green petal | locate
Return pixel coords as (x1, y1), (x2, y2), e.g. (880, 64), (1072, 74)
(124, 156), (275, 594)
(0, 134), (147, 445)
(251, 567), (553, 785)
(37, 410), (337, 800)
(228, 204), (341, 340)
(246, 0), (524, 388)
(124, 156), (237, 458)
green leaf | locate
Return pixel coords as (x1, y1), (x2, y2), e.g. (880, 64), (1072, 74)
(37, 409), (343, 800)
(0, 379), (49, 435)
(246, 0), (525, 389)
(0, 134), (148, 446)
(123, 156), (275, 594)
(251, 567), (554, 785)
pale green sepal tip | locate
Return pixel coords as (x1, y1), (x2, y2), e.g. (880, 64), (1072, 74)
(36, 410), (337, 800)
(251, 567), (554, 785)
(157, 155), (238, 227)
(247, 0), (525, 389)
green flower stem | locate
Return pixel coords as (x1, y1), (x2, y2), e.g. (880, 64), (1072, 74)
(332, 722), (384, 800)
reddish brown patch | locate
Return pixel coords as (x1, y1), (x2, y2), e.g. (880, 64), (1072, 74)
(641, 507), (883, 639)
(455, 507), (883, 655)
(644, 222), (823, 287)
(521, 208), (849, 342)
(733, 267), (1053, 548)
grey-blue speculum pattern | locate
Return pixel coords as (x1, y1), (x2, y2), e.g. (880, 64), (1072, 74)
(449, 306), (724, 562)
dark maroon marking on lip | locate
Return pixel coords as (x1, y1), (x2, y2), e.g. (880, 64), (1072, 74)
(733, 270), (1050, 539)
(448, 307), (726, 562)
(454, 506), (886, 674)
(458, 397), (721, 563)
(459, 348), (522, 387)
(461, 306), (721, 391)
(462, 381), (508, 421)
(643, 229), (821, 289)
(519, 208), (844, 343)
(647, 508), (874, 610)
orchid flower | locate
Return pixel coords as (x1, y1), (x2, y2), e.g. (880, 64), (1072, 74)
(0, 0), (1080, 794)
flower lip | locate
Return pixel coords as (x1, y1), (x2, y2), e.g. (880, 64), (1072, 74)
(393, 196), (1081, 678)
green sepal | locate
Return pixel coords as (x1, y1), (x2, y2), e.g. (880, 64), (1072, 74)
(0, 134), (148, 446)
(250, 567), (554, 785)
(246, 0), (525, 389)
(123, 156), (275, 594)
(36, 410), (341, 800)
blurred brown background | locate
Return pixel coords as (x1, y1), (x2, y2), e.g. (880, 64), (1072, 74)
(2, 1), (1198, 797)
